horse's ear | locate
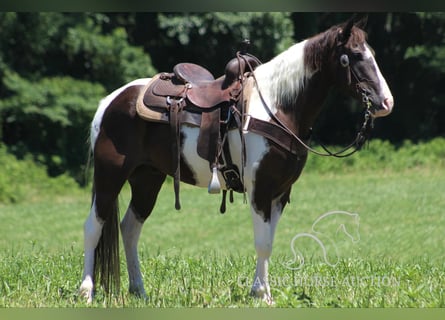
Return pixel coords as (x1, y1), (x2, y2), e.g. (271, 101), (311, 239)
(355, 14), (368, 30)
(339, 16), (355, 44)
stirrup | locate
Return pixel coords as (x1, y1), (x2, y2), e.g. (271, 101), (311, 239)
(208, 166), (221, 194)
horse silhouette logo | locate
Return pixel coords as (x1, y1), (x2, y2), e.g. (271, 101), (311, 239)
(284, 211), (360, 270)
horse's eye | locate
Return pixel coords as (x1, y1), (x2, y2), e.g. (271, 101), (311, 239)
(340, 54), (349, 67)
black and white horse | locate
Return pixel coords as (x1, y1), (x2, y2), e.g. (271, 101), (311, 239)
(79, 19), (393, 304)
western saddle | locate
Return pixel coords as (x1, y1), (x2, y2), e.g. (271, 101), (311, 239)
(137, 43), (261, 211)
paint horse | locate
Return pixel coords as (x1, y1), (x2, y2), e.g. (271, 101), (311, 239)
(79, 19), (393, 304)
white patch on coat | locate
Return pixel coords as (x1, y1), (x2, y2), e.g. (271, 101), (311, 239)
(181, 125), (213, 187)
(249, 40), (313, 121)
(90, 78), (151, 149)
(180, 125), (270, 194)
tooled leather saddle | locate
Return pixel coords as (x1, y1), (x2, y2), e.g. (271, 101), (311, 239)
(137, 46), (261, 211)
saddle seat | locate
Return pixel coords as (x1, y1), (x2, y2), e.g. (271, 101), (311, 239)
(173, 62), (215, 83)
(185, 74), (238, 109)
(154, 62), (243, 110)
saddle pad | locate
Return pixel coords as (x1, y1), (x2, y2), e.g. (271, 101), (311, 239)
(137, 76), (168, 122)
(136, 75), (201, 126)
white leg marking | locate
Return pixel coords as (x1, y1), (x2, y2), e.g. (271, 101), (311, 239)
(250, 198), (283, 305)
(120, 206), (146, 297)
(238, 131), (276, 303)
(79, 199), (103, 303)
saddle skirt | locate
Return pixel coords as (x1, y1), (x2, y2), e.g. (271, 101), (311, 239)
(136, 74), (202, 126)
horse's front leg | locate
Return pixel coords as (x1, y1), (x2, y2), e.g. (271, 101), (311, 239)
(250, 198), (283, 305)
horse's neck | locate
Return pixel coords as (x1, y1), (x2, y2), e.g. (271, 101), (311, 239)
(295, 72), (332, 135)
(253, 40), (333, 137)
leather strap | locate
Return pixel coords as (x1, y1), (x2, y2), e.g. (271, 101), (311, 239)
(169, 100), (183, 210)
(245, 117), (308, 158)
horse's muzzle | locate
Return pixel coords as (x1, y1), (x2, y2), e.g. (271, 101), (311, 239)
(372, 96), (394, 118)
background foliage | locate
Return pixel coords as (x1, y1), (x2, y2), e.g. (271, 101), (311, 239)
(1, 13), (444, 308)
(0, 12), (444, 186)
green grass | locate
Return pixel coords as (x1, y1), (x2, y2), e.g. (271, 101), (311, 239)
(0, 139), (445, 307)
(1, 250), (443, 308)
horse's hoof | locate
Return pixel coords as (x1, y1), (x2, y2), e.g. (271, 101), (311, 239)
(263, 295), (275, 306)
(129, 287), (148, 300)
(79, 280), (94, 304)
(78, 287), (93, 304)
(250, 287), (274, 306)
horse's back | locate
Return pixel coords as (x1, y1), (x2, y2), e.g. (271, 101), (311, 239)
(91, 78), (151, 148)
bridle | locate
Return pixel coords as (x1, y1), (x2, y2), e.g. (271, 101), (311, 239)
(216, 42), (374, 208)
(240, 49), (375, 159)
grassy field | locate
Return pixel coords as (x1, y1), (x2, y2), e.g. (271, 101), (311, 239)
(0, 140), (444, 307)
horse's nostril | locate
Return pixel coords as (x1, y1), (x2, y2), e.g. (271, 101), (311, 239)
(383, 97), (394, 109)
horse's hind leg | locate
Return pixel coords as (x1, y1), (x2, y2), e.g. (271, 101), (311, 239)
(79, 198), (103, 303)
(120, 166), (166, 297)
(79, 144), (128, 302)
(79, 185), (126, 302)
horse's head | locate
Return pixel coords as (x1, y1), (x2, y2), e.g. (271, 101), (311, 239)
(330, 18), (394, 118)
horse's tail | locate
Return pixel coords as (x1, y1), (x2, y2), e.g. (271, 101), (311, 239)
(92, 183), (121, 297)
(86, 107), (120, 297)
(88, 140), (121, 297)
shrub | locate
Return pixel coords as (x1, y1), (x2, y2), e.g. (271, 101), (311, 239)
(0, 144), (79, 204)
(304, 138), (445, 174)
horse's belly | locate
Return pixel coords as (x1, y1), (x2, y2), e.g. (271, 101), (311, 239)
(181, 125), (270, 192)
(181, 126), (253, 189)
(181, 126), (212, 188)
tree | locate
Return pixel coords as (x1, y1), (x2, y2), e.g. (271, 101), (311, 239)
(147, 12), (294, 75)
(1, 12), (444, 184)
(0, 70), (106, 180)
(389, 13), (445, 141)
(0, 13), (157, 182)
(62, 13), (156, 91)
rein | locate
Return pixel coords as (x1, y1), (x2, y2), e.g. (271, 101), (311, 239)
(242, 55), (375, 159)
